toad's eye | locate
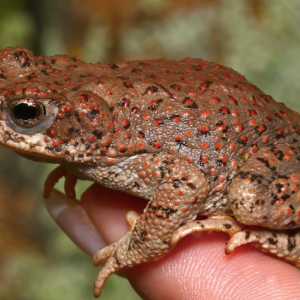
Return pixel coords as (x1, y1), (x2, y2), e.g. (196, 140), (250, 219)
(9, 99), (46, 128)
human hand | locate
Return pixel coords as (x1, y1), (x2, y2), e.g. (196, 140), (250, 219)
(45, 184), (300, 300)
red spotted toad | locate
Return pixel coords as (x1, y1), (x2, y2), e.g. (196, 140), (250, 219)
(0, 47), (300, 297)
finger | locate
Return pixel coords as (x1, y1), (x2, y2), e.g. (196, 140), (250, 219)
(44, 189), (105, 256)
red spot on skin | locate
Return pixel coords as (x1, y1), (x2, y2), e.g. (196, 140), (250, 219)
(88, 136), (95, 142)
(49, 129), (56, 137)
(155, 119), (164, 126)
(219, 155), (227, 163)
(178, 189), (184, 196)
(153, 171), (160, 177)
(217, 124), (227, 132)
(175, 135), (182, 142)
(201, 155), (208, 163)
(153, 141), (161, 148)
(248, 110), (257, 116)
(184, 99), (194, 105)
(118, 144), (126, 151)
(171, 84), (181, 90)
(201, 110), (210, 117)
(235, 125), (243, 132)
(220, 107), (229, 114)
(229, 144), (235, 150)
(103, 139), (110, 145)
(185, 130), (193, 137)
(131, 107), (139, 114)
(257, 125), (266, 133)
(240, 135), (247, 143)
(210, 97), (220, 103)
(199, 125), (209, 133)
(277, 199), (284, 205)
(215, 143), (222, 150)
(252, 145), (258, 153)
(263, 136), (269, 143)
(231, 161), (237, 168)
(219, 175), (226, 181)
(201, 143), (208, 149)
(124, 132), (131, 139)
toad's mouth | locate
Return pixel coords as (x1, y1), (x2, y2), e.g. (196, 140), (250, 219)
(16, 151), (62, 163)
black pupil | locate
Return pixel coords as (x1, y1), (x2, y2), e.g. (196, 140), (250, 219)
(13, 103), (38, 120)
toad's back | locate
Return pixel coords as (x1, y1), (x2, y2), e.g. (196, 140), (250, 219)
(1, 48), (299, 174)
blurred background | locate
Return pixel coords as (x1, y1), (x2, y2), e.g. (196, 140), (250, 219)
(1, 0), (300, 299)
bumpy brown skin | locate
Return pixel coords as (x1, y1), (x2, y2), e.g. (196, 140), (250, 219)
(1, 47), (300, 297)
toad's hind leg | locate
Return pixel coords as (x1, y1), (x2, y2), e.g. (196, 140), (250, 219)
(92, 154), (209, 297)
(227, 144), (300, 267)
(171, 144), (300, 268)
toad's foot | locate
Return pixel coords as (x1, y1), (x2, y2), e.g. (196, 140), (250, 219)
(226, 229), (300, 267)
(92, 210), (154, 298)
(44, 165), (78, 199)
(93, 231), (133, 297)
(93, 210), (139, 267)
(169, 216), (243, 247)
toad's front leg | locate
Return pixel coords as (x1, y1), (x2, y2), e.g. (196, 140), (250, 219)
(92, 154), (209, 297)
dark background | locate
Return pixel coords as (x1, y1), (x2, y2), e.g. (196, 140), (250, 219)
(0, 0), (300, 299)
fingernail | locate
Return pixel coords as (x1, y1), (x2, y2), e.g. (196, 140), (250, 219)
(43, 189), (106, 257)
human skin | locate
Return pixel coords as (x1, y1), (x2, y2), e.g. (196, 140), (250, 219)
(80, 184), (300, 300)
